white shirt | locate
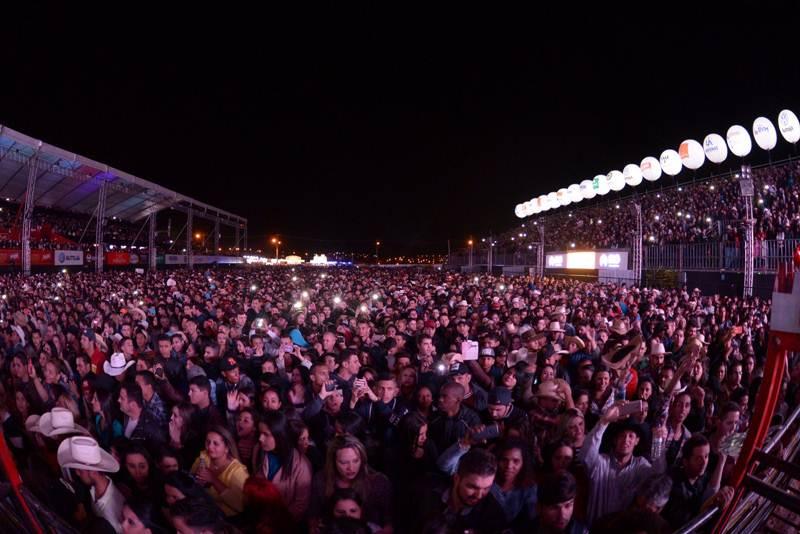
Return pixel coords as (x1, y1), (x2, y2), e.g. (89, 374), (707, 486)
(579, 421), (667, 524)
(91, 477), (124, 533)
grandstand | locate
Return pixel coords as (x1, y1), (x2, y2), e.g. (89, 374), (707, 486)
(449, 123), (800, 298)
(0, 124), (248, 273)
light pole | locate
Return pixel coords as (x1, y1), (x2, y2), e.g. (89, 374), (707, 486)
(375, 241), (381, 264)
(271, 237), (281, 259)
(468, 239), (473, 267)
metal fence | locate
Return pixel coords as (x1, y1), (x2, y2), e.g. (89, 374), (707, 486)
(448, 239), (798, 274)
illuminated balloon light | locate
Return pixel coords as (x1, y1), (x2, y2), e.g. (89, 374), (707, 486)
(640, 157), (662, 181)
(579, 179), (596, 200)
(547, 192), (558, 208)
(557, 188), (571, 206)
(623, 164), (642, 187)
(593, 174), (610, 196)
(679, 139), (705, 170)
(515, 204), (525, 218)
(778, 109), (800, 143)
(608, 170), (625, 192)
(659, 149), (682, 176)
(726, 125), (752, 157)
(567, 184), (582, 203)
(753, 116), (777, 150)
(703, 133), (728, 164)
(539, 195), (550, 211)
(531, 199), (542, 214)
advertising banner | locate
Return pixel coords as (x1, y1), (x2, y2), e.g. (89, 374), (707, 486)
(55, 250), (84, 266)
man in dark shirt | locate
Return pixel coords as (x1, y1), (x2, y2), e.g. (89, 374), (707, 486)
(531, 471), (588, 533)
(428, 382), (481, 453)
(661, 434), (733, 528)
(419, 448), (507, 534)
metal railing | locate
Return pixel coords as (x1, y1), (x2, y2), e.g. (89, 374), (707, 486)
(448, 239), (799, 275)
(675, 401), (800, 534)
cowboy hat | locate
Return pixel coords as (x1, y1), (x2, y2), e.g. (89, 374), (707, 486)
(601, 336), (643, 371)
(25, 414), (41, 433)
(548, 321), (565, 333)
(647, 341), (671, 356)
(103, 352), (135, 377)
(609, 319), (628, 336)
(534, 380), (563, 401)
(57, 436), (119, 473)
(36, 408), (90, 438)
(563, 336), (585, 351)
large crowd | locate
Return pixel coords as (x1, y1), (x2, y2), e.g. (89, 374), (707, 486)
(0, 266), (795, 534)
(492, 160), (800, 252)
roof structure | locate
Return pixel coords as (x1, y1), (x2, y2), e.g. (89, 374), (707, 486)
(0, 124), (246, 228)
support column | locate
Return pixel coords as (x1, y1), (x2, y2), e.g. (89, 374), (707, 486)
(235, 225), (240, 254)
(213, 219), (220, 254)
(243, 223), (248, 253)
(95, 180), (107, 273)
(741, 165), (755, 297)
(22, 155), (39, 276)
(632, 203), (643, 286)
(148, 212), (157, 273)
(186, 207), (194, 269)
(537, 223), (545, 278)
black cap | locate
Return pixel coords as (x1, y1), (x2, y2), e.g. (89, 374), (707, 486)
(488, 387), (512, 406)
(538, 471), (577, 506)
(219, 357), (239, 372)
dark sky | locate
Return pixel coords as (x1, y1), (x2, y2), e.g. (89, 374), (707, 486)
(2, 6), (798, 256)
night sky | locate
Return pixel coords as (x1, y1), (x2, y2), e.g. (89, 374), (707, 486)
(2, 7), (798, 256)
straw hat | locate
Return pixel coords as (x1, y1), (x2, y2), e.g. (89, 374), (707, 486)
(534, 380), (563, 401)
(601, 336), (643, 371)
(548, 321), (565, 333)
(563, 336), (585, 351)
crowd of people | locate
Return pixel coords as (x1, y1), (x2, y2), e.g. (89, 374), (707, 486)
(0, 200), (173, 251)
(492, 159), (800, 252)
(0, 265), (795, 534)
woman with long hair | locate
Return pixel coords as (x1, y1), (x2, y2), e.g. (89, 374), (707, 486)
(308, 435), (392, 534)
(190, 426), (249, 517)
(120, 445), (160, 501)
(492, 438), (537, 526)
(287, 366), (311, 411)
(91, 388), (123, 449)
(234, 408), (259, 470)
(556, 409), (586, 456)
(168, 401), (200, 468)
(121, 495), (168, 534)
(392, 412), (438, 533)
(257, 410), (312, 521)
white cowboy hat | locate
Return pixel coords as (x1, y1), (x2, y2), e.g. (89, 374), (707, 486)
(57, 436), (119, 473)
(548, 321), (565, 333)
(37, 408), (90, 437)
(648, 341), (671, 356)
(103, 352), (135, 377)
(25, 414), (41, 433)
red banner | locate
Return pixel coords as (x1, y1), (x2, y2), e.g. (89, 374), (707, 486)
(0, 249), (54, 266)
(105, 252), (131, 266)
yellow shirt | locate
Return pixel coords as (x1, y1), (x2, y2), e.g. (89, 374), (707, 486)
(191, 451), (249, 516)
